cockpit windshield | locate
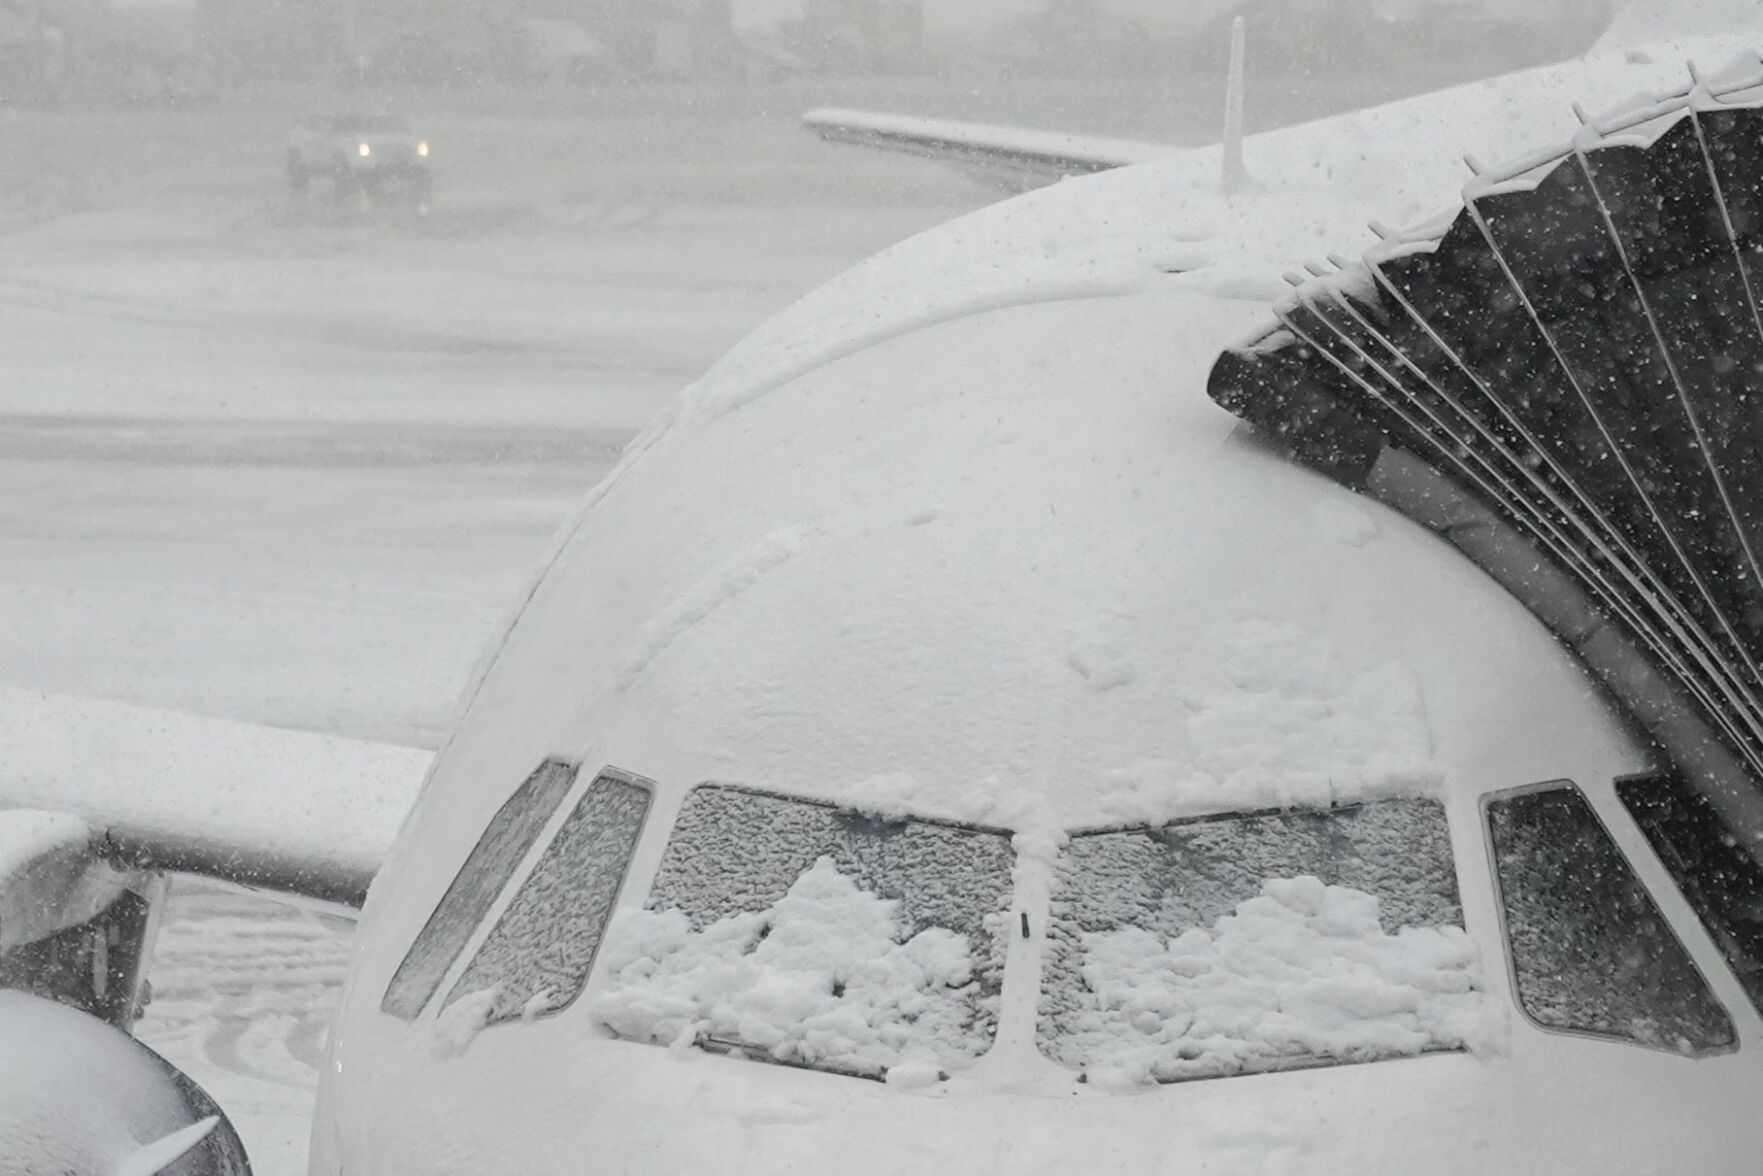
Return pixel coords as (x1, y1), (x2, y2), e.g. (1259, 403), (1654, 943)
(1038, 798), (1480, 1084)
(591, 784), (1015, 1081)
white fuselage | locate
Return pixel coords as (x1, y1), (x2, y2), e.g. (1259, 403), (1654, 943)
(309, 30), (1763, 1176)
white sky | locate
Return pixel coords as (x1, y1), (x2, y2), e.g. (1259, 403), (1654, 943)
(733, 0), (1587, 37)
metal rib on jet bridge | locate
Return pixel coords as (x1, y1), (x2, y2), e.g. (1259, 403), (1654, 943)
(1207, 62), (1763, 834)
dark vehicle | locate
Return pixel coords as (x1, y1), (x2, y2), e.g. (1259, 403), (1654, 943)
(287, 113), (432, 212)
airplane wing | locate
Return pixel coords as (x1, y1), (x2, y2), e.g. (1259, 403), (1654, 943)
(803, 107), (1172, 191)
(805, 16), (1249, 193)
(0, 686), (430, 910)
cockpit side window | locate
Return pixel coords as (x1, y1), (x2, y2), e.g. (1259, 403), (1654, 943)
(590, 784), (1016, 1082)
(1617, 770), (1763, 1018)
(443, 769), (653, 1024)
(381, 758), (579, 1020)
(1039, 798), (1475, 1084)
(1487, 783), (1735, 1052)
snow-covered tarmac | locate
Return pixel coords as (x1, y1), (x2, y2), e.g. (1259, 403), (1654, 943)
(0, 74), (1390, 1171)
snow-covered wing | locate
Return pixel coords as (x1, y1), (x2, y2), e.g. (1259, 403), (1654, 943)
(0, 688), (430, 907)
(0, 809), (113, 950)
(803, 107), (1170, 191)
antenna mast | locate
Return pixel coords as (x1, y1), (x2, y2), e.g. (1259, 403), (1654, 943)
(1222, 15), (1249, 194)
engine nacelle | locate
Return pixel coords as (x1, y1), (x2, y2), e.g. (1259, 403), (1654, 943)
(1, 810), (252, 1173)
(0, 989), (251, 1175)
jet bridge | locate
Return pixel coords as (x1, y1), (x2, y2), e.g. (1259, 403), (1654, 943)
(1208, 67), (1763, 850)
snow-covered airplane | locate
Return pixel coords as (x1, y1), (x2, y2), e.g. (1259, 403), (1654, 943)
(6, 1), (1763, 1173)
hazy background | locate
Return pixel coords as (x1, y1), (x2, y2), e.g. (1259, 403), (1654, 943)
(6, 0), (1608, 113)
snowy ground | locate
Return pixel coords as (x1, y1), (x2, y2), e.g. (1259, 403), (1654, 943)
(1, 74), (1396, 1173)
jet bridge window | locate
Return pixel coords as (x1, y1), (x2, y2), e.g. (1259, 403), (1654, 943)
(590, 784), (1015, 1082)
(382, 758), (579, 1020)
(1038, 798), (1479, 1084)
(1486, 783), (1734, 1053)
(443, 769), (652, 1025)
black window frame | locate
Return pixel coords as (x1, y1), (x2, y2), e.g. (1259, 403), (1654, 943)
(1481, 779), (1737, 1057)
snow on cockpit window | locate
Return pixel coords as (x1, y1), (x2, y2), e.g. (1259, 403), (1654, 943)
(591, 784), (1014, 1082)
(442, 770), (653, 1025)
(1039, 799), (1480, 1085)
(382, 758), (579, 1021)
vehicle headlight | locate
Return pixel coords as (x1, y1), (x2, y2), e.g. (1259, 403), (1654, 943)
(357, 142), (371, 157)
(416, 141), (429, 158)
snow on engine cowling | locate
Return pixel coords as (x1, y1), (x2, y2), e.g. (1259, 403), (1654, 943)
(0, 814), (252, 1175)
